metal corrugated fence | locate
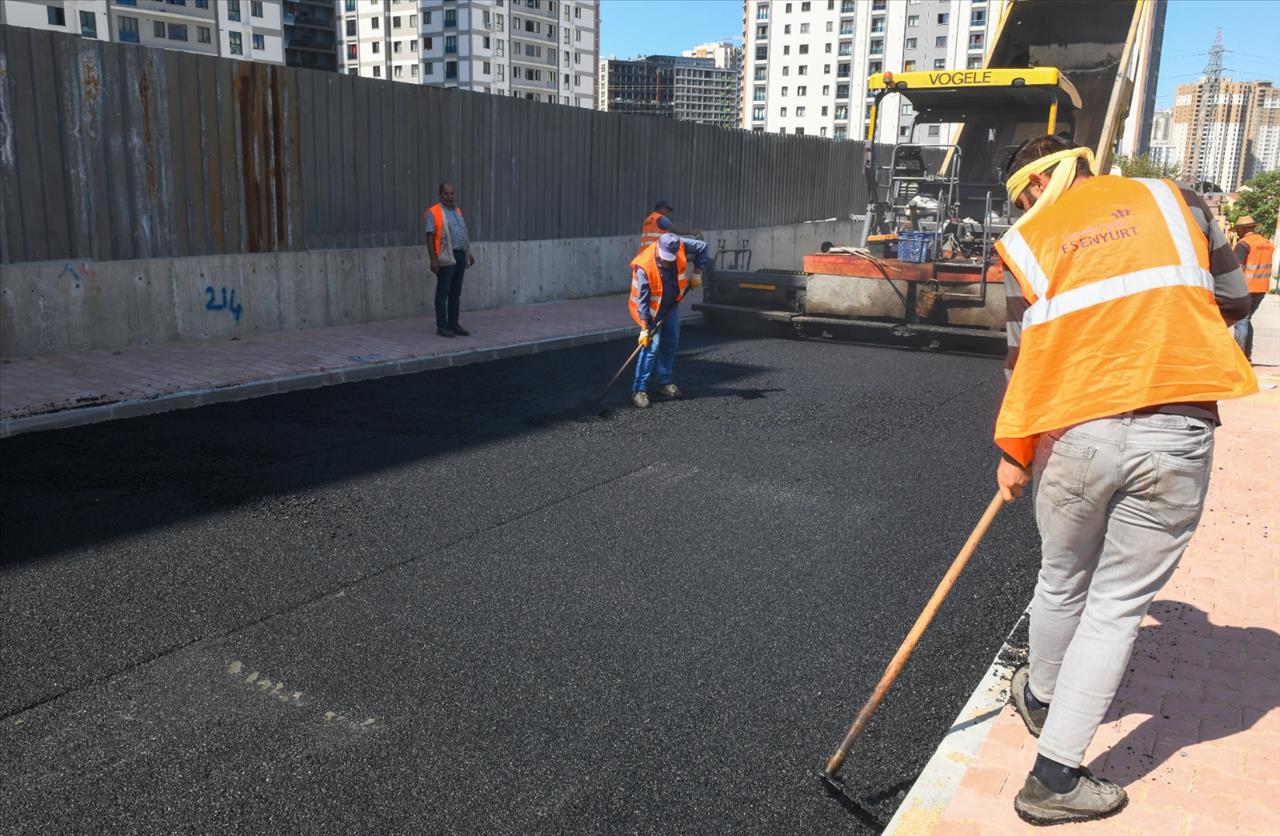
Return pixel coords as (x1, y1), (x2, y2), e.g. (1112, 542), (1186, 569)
(1, 26), (879, 265)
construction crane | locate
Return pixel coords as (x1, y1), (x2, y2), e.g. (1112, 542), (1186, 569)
(696, 0), (1154, 348)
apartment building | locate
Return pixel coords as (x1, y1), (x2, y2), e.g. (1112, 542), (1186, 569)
(599, 54), (740, 128)
(1, 0), (285, 63)
(1172, 78), (1280, 191)
(336, 0), (598, 108)
(742, 0), (1008, 141)
(283, 0), (336, 71)
(1148, 108), (1178, 169)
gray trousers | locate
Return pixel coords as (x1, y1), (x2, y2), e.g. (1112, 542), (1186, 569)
(1029, 412), (1215, 767)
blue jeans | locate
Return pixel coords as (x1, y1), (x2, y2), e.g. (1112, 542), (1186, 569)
(1230, 293), (1265, 360)
(633, 308), (679, 392)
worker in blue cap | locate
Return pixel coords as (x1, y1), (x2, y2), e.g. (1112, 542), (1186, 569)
(627, 232), (711, 408)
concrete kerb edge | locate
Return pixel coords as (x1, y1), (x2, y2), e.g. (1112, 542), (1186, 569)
(883, 604), (1032, 835)
(0, 316), (701, 439)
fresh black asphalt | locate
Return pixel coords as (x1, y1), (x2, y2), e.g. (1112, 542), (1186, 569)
(0, 325), (1041, 834)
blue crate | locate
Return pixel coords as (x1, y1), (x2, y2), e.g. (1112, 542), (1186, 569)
(897, 231), (937, 263)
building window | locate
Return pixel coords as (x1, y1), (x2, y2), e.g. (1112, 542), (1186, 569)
(782, 66), (789, 76)
(904, 59), (915, 71)
(795, 127), (804, 135)
(969, 34), (984, 49)
(345, 19), (355, 36)
(800, 22), (809, 33)
(756, 45), (767, 60)
(372, 41), (379, 53)
(835, 105), (848, 119)
(229, 31), (243, 54)
(412, 65), (418, 76)
(780, 107), (787, 117)
(796, 106), (806, 117)
(899, 126), (910, 138)
(392, 15), (401, 28)
(196, 0), (208, 7)
(783, 45), (790, 55)
(839, 20), (852, 35)
(933, 58), (946, 69)
(371, 16), (379, 29)
(497, 40), (504, 55)
(967, 56), (983, 68)
(79, 10), (97, 37)
(752, 106), (765, 121)
(836, 84), (849, 99)
(251, 0), (263, 17)
(483, 60), (491, 74)
(198, 26), (211, 43)
(348, 43), (358, 59)
(799, 44), (809, 54)
(928, 125), (941, 137)
(869, 60), (882, 73)
(411, 40), (418, 52)
(373, 66), (381, 78)
(753, 86), (766, 102)
(821, 84), (829, 95)
(445, 9), (457, 26)
(841, 0), (853, 11)
(446, 60), (458, 79)
(797, 85), (807, 95)
(445, 35), (457, 53)
(838, 41), (851, 56)
(227, 0), (241, 22)
(907, 15), (918, 27)
(153, 21), (166, 37)
(46, 5), (66, 25)
(410, 15), (416, 26)
(754, 67), (766, 81)
(780, 86), (788, 96)
(169, 24), (188, 41)
(834, 127), (847, 140)
(905, 38), (916, 49)
(937, 13), (949, 24)
(801, 1), (810, 9)
(118, 15), (139, 42)
(935, 36), (947, 48)
(394, 65), (403, 77)
(971, 9), (986, 26)
(798, 65), (808, 75)
(870, 19), (884, 34)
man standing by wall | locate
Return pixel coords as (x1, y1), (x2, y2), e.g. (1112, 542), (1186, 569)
(993, 136), (1256, 826)
(1232, 215), (1276, 361)
(628, 232), (711, 409)
(425, 182), (475, 338)
(639, 200), (702, 256)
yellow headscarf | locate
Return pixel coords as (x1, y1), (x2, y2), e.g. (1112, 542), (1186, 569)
(1005, 147), (1097, 230)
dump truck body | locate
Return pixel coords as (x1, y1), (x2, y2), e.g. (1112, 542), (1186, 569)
(697, 0), (1150, 346)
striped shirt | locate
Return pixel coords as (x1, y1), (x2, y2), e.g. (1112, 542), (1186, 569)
(1002, 181), (1251, 425)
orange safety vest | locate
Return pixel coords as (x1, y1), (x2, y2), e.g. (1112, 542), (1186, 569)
(1239, 231), (1276, 294)
(639, 211), (666, 256)
(424, 203), (464, 257)
(628, 242), (688, 326)
(993, 176), (1257, 466)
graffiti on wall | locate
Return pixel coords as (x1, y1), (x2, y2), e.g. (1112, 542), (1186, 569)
(205, 286), (243, 322)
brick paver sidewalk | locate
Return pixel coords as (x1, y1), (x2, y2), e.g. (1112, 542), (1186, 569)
(0, 290), (701, 437)
(895, 297), (1280, 835)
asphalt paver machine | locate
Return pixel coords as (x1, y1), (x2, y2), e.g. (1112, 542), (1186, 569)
(696, 0), (1151, 347)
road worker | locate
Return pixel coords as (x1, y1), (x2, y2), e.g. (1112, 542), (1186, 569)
(639, 200), (702, 256)
(1231, 215), (1276, 361)
(993, 135), (1256, 826)
(629, 232), (710, 409)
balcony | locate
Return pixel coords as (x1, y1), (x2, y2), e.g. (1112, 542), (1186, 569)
(118, 30), (139, 43)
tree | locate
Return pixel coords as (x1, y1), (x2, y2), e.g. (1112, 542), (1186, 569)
(1114, 154), (1180, 179)
(1226, 170), (1280, 239)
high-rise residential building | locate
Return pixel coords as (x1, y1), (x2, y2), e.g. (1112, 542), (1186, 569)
(336, 0), (598, 107)
(1168, 34), (1280, 191)
(282, 0), (336, 71)
(598, 54), (740, 128)
(0, 0), (285, 63)
(741, 0), (1009, 141)
(684, 40), (742, 73)
(1148, 108), (1178, 169)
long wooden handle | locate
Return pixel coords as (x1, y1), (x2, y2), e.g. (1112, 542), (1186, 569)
(824, 491), (1005, 778)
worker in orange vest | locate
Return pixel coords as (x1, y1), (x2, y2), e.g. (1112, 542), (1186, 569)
(1231, 215), (1276, 360)
(638, 200), (702, 256)
(993, 136), (1256, 826)
(628, 232), (710, 408)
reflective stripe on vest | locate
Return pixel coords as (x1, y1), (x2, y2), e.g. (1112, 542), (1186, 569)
(628, 242), (688, 326)
(1240, 232), (1276, 293)
(426, 203), (463, 258)
(639, 211), (665, 256)
(992, 176), (1257, 466)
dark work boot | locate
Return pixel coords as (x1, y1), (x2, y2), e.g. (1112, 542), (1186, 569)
(1009, 664), (1048, 738)
(436, 326), (456, 338)
(1014, 767), (1128, 826)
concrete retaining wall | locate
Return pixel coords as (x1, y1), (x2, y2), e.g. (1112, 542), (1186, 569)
(0, 219), (859, 358)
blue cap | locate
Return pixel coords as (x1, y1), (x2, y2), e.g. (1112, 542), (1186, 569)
(657, 232), (681, 261)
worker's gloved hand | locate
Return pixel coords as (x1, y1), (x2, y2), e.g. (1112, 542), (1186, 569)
(638, 328), (652, 348)
(689, 269), (703, 289)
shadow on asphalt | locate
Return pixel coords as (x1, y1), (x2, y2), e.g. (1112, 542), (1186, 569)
(0, 330), (766, 566)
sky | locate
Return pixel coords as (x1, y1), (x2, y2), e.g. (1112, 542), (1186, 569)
(598, 0), (1280, 111)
